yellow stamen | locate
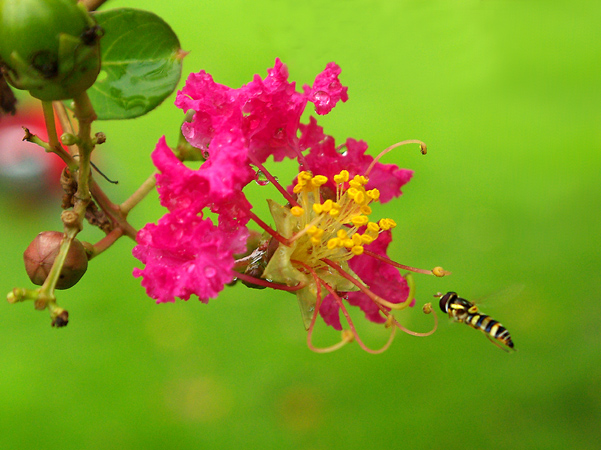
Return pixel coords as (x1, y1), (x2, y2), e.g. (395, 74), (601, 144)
(351, 245), (364, 255)
(353, 190), (365, 204)
(298, 171), (313, 181)
(366, 189), (380, 201)
(291, 206), (304, 216)
(351, 215), (369, 226)
(379, 218), (396, 230)
(327, 238), (339, 250)
(349, 175), (368, 188)
(312, 175), (328, 187)
(367, 222), (380, 233)
(334, 170), (349, 184)
(306, 225), (318, 235)
(360, 205), (372, 215)
(293, 181), (305, 194)
(360, 234), (374, 244)
(432, 266), (451, 277)
(343, 238), (354, 248)
(341, 329), (355, 343)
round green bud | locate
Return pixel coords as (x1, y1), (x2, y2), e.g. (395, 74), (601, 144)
(0, 0), (102, 101)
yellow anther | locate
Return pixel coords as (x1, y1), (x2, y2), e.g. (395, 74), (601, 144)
(341, 329), (355, 343)
(355, 175), (368, 185)
(322, 199), (333, 212)
(360, 234), (374, 244)
(351, 245), (364, 255)
(334, 170), (349, 184)
(343, 238), (355, 248)
(327, 238), (339, 250)
(313, 228), (324, 238)
(329, 209), (340, 218)
(298, 171), (313, 181)
(310, 236), (321, 245)
(312, 175), (328, 186)
(366, 230), (379, 239)
(432, 266), (451, 277)
(306, 225), (318, 236)
(351, 215), (369, 226)
(346, 187), (358, 199)
(366, 189), (380, 201)
(313, 203), (323, 214)
(349, 175), (368, 188)
(360, 205), (372, 215)
(337, 229), (348, 239)
(291, 206), (304, 216)
(353, 190), (365, 204)
(379, 218), (396, 230)
(367, 222), (380, 233)
(293, 183), (304, 194)
(385, 315), (395, 328)
(352, 234), (363, 245)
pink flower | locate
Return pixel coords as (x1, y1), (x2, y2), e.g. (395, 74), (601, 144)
(134, 59), (441, 352)
(133, 212), (248, 303)
(175, 58), (348, 163)
(152, 135), (254, 225)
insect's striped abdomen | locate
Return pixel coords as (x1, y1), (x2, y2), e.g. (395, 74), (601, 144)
(438, 291), (515, 350)
(466, 312), (514, 349)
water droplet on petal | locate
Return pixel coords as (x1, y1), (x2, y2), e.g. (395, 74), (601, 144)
(255, 170), (270, 186)
(204, 267), (216, 278)
(271, 128), (286, 147)
(313, 90), (331, 107)
(173, 227), (184, 240)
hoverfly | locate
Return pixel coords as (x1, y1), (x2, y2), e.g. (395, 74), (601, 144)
(437, 292), (515, 351)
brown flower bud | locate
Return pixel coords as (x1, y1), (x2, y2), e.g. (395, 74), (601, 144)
(23, 231), (88, 289)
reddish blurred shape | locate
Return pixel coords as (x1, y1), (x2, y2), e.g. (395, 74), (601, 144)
(0, 104), (65, 200)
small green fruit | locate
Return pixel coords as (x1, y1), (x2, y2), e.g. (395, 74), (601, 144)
(0, 0), (102, 100)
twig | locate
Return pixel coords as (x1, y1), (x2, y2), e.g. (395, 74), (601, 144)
(79, 0), (110, 11)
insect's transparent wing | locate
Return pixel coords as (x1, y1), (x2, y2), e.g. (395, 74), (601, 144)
(473, 284), (525, 310)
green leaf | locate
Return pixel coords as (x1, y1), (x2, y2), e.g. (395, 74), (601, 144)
(89, 8), (184, 120)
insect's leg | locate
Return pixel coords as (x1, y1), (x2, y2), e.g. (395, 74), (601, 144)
(485, 333), (510, 352)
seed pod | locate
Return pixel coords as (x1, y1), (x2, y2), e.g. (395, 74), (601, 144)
(23, 231), (88, 289)
(0, 0), (101, 100)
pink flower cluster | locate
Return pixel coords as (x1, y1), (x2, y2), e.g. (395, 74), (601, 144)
(133, 59), (414, 329)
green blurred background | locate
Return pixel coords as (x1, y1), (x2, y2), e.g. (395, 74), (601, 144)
(1, 0), (600, 449)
